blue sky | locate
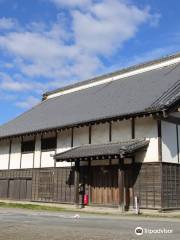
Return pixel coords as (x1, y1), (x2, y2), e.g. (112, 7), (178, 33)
(0, 0), (179, 124)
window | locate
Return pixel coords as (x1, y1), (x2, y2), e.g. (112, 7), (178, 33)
(21, 140), (35, 153)
(41, 137), (57, 151)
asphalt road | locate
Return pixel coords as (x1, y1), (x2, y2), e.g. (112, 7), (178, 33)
(0, 208), (180, 240)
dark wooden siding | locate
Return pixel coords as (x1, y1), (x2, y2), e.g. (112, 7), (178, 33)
(0, 169), (33, 200)
(0, 180), (8, 199)
(1, 163), (180, 210)
(162, 163), (180, 209)
(133, 163), (161, 209)
(124, 165), (134, 209)
(0, 167), (75, 204)
(32, 168), (74, 203)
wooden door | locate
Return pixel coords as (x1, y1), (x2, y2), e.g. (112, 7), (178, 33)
(90, 166), (119, 206)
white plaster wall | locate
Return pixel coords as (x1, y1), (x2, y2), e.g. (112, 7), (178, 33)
(10, 139), (21, 169)
(56, 129), (72, 167)
(112, 120), (131, 142)
(0, 140), (10, 170)
(41, 151), (55, 168)
(57, 129), (71, 153)
(21, 153), (34, 169)
(162, 121), (178, 163)
(91, 123), (109, 144)
(74, 126), (89, 147)
(34, 135), (41, 168)
(135, 117), (158, 162)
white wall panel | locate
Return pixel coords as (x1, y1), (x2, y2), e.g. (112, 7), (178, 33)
(112, 120), (131, 142)
(0, 140), (10, 170)
(21, 153), (34, 169)
(41, 151), (55, 168)
(56, 129), (72, 167)
(10, 139), (21, 169)
(34, 135), (41, 168)
(91, 123), (109, 144)
(74, 126), (89, 147)
(162, 121), (178, 163)
(135, 117), (158, 162)
(57, 129), (71, 153)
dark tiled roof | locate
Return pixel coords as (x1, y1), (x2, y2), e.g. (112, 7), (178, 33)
(54, 139), (149, 161)
(44, 52), (180, 97)
(0, 54), (180, 138)
(147, 79), (180, 110)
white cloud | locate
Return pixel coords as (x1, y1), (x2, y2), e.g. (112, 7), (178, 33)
(0, 17), (17, 30)
(0, 72), (46, 93)
(72, 0), (151, 55)
(0, 0), (157, 79)
(51, 0), (91, 8)
(0, 0), (161, 109)
(15, 96), (40, 108)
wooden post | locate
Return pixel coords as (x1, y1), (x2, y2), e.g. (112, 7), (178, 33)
(118, 158), (125, 212)
(74, 159), (80, 208)
(131, 118), (135, 139)
(157, 119), (162, 162)
(157, 119), (163, 211)
(8, 139), (12, 170)
(88, 159), (91, 204)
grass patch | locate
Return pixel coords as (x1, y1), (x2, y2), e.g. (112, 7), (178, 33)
(0, 202), (68, 212)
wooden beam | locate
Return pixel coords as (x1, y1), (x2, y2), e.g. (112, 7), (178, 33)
(8, 139), (12, 170)
(71, 127), (74, 148)
(88, 159), (91, 204)
(54, 131), (58, 168)
(176, 125), (179, 163)
(118, 158), (125, 212)
(89, 125), (91, 144)
(20, 136), (23, 169)
(74, 159), (80, 207)
(157, 119), (162, 162)
(157, 119), (163, 210)
(109, 122), (112, 142)
(40, 134), (42, 168)
(131, 118), (135, 139)
(32, 135), (36, 168)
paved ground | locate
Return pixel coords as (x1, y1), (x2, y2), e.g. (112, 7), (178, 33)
(0, 208), (180, 240)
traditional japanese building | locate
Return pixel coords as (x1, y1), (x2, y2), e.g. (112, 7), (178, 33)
(0, 52), (180, 210)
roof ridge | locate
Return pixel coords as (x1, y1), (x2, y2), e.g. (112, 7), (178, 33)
(43, 51), (180, 98)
